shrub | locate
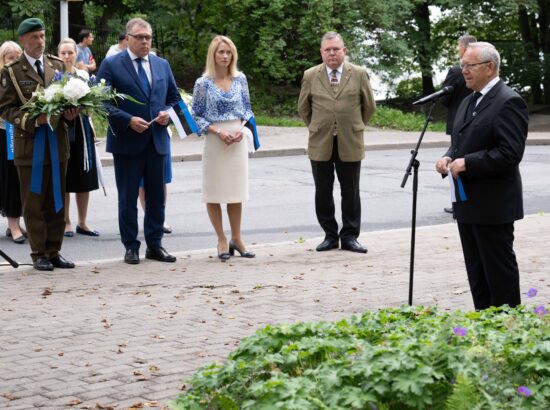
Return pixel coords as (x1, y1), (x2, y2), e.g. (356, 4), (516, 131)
(171, 305), (549, 409)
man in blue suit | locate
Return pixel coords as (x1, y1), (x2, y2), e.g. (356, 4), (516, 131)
(97, 18), (180, 264)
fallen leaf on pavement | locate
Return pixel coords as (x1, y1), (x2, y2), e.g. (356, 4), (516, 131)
(95, 404), (116, 410)
(3, 393), (19, 400)
(129, 402), (144, 409)
(149, 365), (160, 372)
(144, 402), (159, 407)
(68, 399), (82, 406)
(42, 288), (52, 297)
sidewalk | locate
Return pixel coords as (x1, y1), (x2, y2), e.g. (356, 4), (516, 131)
(1, 214), (548, 409)
(96, 126), (550, 166)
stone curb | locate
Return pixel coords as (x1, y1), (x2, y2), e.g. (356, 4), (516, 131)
(98, 137), (550, 165)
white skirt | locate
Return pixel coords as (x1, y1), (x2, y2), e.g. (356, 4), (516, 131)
(202, 120), (249, 203)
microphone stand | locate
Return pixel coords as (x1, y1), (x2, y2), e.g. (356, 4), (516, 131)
(0, 248), (19, 268)
(400, 98), (437, 305)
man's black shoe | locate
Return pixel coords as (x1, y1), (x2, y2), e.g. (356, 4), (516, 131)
(124, 249), (140, 264)
(444, 207), (453, 214)
(145, 247), (176, 262)
(316, 238), (339, 252)
(50, 255), (75, 269)
(33, 256), (54, 271)
(341, 239), (368, 254)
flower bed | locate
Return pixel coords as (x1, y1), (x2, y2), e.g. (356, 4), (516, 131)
(171, 305), (549, 409)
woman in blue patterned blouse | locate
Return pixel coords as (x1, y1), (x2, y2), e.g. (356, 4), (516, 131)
(192, 35), (255, 262)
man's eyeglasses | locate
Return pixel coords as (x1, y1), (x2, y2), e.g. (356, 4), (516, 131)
(460, 61), (491, 70)
(128, 34), (152, 41)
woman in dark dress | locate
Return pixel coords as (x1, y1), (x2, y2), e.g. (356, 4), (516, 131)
(58, 38), (100, 237)
(0, 41), (26, 244)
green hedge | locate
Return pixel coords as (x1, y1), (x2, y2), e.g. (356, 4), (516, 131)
(171, 304), (549, 409)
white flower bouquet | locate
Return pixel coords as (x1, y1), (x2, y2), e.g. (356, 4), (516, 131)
(22, 71), (140, 129)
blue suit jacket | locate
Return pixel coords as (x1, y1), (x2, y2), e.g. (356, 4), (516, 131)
(97, 51), (180, 156)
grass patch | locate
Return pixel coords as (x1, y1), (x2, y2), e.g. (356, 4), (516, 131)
(370, 106), (446, 132)
(256, 106), (446, 131)
(255, 114), (304, 127)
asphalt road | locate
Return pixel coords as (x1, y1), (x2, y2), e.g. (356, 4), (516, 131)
(1, 146), (549, 266)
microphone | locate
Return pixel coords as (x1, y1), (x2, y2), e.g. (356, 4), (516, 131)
(412, 86), (454, 105)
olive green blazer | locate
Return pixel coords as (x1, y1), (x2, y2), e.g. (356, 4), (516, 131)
(0, 54), (69, 166)
(298, 62), (376, 162)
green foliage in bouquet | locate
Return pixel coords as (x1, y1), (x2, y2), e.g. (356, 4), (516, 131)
(21, 71), (141, 129)
(171, 304), (549, 409)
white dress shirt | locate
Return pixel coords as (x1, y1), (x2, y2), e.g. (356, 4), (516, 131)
(126, 49), (152, 85)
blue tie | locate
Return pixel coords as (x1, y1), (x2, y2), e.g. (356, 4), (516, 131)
(135, 57), (151, 96)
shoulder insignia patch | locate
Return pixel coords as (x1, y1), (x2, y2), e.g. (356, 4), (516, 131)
(46, 54), (63, 62)
(1, 76), (6, 88)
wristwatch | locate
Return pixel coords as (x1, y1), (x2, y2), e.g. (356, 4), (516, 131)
(216, 129), (222, 136)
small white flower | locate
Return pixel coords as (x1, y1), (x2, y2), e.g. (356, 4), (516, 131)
(43, 84), (64, 102)
(63, 77), (90, 102)
(77, 70), (90, 81)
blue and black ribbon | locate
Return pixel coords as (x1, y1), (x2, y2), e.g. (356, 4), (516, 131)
(455, 175), (468, 202)
(30, 124), (63, 212)
(5, 122), (14, 160)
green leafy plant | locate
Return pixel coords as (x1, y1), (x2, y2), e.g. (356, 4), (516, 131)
(171, 305), (549, 409)
(369, 106), (446, 132)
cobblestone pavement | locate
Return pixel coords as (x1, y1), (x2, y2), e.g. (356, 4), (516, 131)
(1, 214), (548, 409)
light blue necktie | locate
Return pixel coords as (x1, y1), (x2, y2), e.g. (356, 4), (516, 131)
(135, 57), (151, 96)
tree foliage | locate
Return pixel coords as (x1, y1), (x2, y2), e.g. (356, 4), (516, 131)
(1, 0), (549, 104)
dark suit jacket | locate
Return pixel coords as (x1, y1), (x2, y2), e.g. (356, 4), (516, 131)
(0, 54), (70, 166)
(440, 65), (472, 135)
(97, 51), (180, 156)
(445, 80), (528, 225)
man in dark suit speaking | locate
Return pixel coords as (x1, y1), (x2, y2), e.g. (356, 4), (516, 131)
(98, 18), (180, 264)
(435, 42), (528, 310)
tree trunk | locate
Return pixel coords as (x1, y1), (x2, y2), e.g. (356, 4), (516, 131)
(413, 1), (435, 96)
(539, 0), (550, 103)
(518, 5), (543, 104)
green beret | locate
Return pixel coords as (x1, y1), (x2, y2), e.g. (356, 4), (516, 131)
(17, 18), (45, 36)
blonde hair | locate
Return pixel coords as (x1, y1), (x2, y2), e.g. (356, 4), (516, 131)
(57, 37), (77, 53)
(0, 41), (22, 70)
(203, 35), (239, 78)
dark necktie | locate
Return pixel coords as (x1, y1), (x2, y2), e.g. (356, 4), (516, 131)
(135, 57), (151, 95)
(465, 91), (482, 121)
(35, 60), (44, 80)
